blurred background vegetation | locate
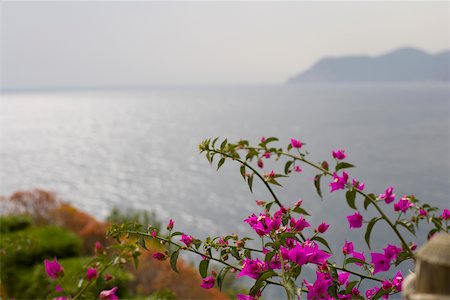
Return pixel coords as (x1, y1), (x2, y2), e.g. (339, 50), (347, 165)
(0, 189), (243, 299)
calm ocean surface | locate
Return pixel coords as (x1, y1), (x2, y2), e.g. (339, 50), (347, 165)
(1, 84), (449, 274)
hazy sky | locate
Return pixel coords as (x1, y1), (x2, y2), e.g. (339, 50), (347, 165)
(1, 1), (449, 89)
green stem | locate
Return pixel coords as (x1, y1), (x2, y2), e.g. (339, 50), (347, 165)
(334, 266), (383, 283)
(72, 261), (113, 300)
(126, 230), (285, 288)
(277, 151), (414, 257)
(208, 148), (283, 207)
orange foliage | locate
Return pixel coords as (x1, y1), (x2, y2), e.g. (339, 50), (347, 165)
(4, 189), (59, 225)
(128, 251), (229, 299)
(51, 203), (109, 254)
(1, 190), (230, 299)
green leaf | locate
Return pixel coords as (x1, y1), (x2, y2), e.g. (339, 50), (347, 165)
(268, 178), (282, 187)
(328, 283), (338, 298)
(345, 190), (357, 209)
(345, 281), (358, 293)
(311, 236), (332, 252)
(371, 286), (390, 300)
(220, 139), (227, 150)
(230, 248), (241, 260)
(170, 231), (182, 237)
(170, 250), (180, 273)
(364, 193), (376, 210)
(365, 217), (382, 249)
(199, 259), (209, 278)
(211, 137), (219, 148)
(264, 251), (276, 264)
(138, 236), (148, 250)
(395, 251), (414, 266)
(217, 266), (230, 290)
(252, 270), (278, 294)
(240, 165), (246, 180)
(284, 160), (293, 175)
(345, 257), (367, 266)
(265, 202), (274, 212)
(264, 137), (278, 145)
(329, 267), (338, 279)
(314, 174), (323, 199)
(292, 206), (310, 216)
(133, 253), (139, 269)
(396, 220), (416, 236)
(217, 157), (225, 170)
(335, 162), (355, 172)
(247, 175), (254, 193)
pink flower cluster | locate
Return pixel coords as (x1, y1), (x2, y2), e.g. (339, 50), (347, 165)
(44, 250), (119, 299)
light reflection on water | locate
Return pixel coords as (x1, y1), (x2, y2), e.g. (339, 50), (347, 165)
(1, 84), (449, 294)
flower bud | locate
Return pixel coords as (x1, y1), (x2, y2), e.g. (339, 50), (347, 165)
(167, 219), (174, 231)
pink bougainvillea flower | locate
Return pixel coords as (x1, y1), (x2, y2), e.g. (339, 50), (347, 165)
(347, 212), (363, 229)
(55, 285), (63, 292)
(257, 158), (264, 169)
(86, 268), (98, 281)
(352, 179), (365, 191)
(294, 165), (302, 173)
(53, 297), (69, 300)
(342, 241), (354, 255)
(383, 244), (402, 261)
(151, 230), (157, 238)
(330, 172), (349, 192)
(255, 200), (266, 207)
(382, 280), (393, 290)
(304, 271), (333, 300)
(244, 213), (281, 236)
(392, 271), (403, 291)
(394, 197), (413, 213)
(337, 272), (350, 286)
(152, 252), (167, 261)
(290, 138), (303, 149)
(418, 209), (427, 216)
(365, 287), (378, 299)
(371, 252), (391, 274)
(44, 257), (64, 279)
(181, 233), (194, 247)
(167, 219), (174, 230)
(99, 287), (119, 300)
(290, 217), (310, 232)
(95, 241), (104, 255)
(294, 199), (303, 207)
(237, 258), (267, 279)
(263, 151), (271, 159)
(317, 222), (330, 233)
(302, 241), (332, 265)
(351, 287), (360, 297)
(200, 276), (215, 289)
(352, 251), (366, 266)
(104, 274), (113, 281)
(379, 187), (395, 204)
(332, 149), (346, 160)
(288, 244), (309, 266)
(260, 136), (266, 143)
(442, 208), (450, 220)
(217, 237), (228, 246)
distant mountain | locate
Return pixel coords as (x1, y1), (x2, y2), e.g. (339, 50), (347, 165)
(287, 47), (450, 84)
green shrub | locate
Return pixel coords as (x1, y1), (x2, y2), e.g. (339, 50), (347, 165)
(148, 288), (177, 300)
(4, 257), (133, 299)
(0, 215), (33, 233)
(0, 225), (82, 267)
